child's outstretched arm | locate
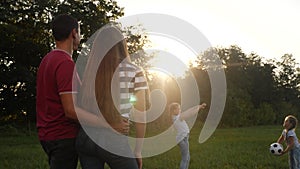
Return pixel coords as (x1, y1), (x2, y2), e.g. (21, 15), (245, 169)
(179, 103), (206, 120)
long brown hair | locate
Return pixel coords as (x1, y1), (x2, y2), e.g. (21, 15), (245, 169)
(79, 25), (129, 124)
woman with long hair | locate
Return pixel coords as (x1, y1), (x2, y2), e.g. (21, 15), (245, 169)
(76, 24), (149, 169)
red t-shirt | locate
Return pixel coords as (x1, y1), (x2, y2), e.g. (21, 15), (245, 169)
(36, 49), (79, 141)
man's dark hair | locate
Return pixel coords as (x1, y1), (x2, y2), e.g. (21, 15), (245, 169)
(52, 14), (78, 41)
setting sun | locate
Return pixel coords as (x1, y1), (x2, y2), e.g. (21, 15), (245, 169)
(145, 35), (198, 78)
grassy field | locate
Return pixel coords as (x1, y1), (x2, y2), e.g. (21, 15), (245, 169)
(0, 124), (290, 169)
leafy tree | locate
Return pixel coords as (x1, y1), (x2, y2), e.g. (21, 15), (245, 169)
(274, 54), (300, 91)
(272, 54), (300, 122)
(252, 102), (276, 125)
(0, 0), (143, 124)
(122, 24), (153, 71)
(274, 54), (300, 105)
(193, 45), (300, 127)
(0, 0), (52, 123)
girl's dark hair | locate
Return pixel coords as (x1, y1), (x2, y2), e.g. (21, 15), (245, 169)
(52, 14), (78, 41)
(287, 115), (298, 130)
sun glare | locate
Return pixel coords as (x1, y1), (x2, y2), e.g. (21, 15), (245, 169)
(145, 35), (197, 78)
(147, 67), (171, 80)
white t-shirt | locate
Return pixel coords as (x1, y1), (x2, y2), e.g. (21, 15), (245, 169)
(282, 129), (300, 148)
(172, 115), (189, 142)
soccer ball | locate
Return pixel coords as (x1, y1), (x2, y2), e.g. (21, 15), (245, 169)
(270, 142), (283, 155)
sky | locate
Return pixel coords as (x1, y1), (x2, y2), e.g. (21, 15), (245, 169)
(116, 0), (300, 65)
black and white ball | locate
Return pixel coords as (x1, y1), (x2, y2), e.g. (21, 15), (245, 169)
(270, 143), (283, 155)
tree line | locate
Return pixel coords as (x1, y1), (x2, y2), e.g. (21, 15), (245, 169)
(196, 46), (300, 127)
(1, 0), (300, 128)
(145, 46), (300, 129)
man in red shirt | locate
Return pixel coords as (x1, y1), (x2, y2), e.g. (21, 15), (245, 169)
(36, 14), (82, 169)
(36, 14), (129, 169)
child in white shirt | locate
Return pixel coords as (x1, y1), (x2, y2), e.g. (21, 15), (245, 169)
(277, 115), (300, 169)
(169, 102), (206, 169)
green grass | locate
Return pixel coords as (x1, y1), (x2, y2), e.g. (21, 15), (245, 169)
(0, 125), (290, 169)
(0, 135), (48, 169)
(143, 125), (288, 169)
